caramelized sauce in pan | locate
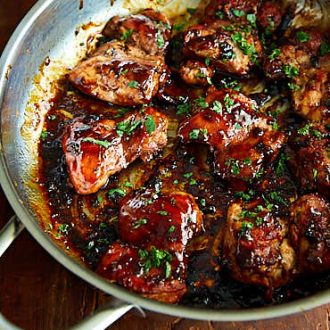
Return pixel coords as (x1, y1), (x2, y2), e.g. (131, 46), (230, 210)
(37, 3), (330, 307)
(38, 79), (330, 308)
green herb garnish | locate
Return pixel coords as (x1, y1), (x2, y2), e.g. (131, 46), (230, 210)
(145, 115), (156, 134)
(82, 137), (111, 148)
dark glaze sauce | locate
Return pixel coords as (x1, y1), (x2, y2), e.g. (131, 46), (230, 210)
(38, 15), (330, 308)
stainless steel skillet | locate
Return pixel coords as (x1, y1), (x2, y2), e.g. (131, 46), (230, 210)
(0, 0), (330, 329)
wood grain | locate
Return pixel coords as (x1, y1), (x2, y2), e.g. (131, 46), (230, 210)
(0, 1), (329, 329)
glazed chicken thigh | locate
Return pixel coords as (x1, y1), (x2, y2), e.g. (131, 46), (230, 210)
(96, 242), (187, 303)
(182, 21), (263, 76)
(118, 190), (203, 253)
(62, 107), (168, 194)
(96, 190), (203, 303)
(287, 123), (330, 198)
(179, 89), (286, 181)
(103, 9), (171, 56)
(68, 41), (167, 106)
(290, 194), (330, 273)
(222, 198), (295, 289)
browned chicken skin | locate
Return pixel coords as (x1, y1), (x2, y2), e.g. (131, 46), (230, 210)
(62, 107), (168, 194)
(263, 28), (329, 123)
(290, 194), (330, 273)
(103, 9), (171, 56)
(223, 198), (295, 289)
(68, 41), (167, 106)
(287, 123), (330, 198)
(178, 89), (286, 181)
(96, 242), (187, 303)
(291, 56), (330, 124)
(182, 20), (263, 76)
(97, 190), (202, 303)
(205, 0), (260, 22)
(119, 190), (203, 253)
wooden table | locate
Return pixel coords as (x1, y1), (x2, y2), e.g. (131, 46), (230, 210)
(0, 1), (329, 329)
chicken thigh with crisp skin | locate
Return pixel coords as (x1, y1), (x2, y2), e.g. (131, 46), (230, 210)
(290, 194), (330, 273)
(68, 41), (167, 106)
(178, 89), (286, 181)
(222, 198), (295, 289)
(62, 107), (168, 194)
(118, 190), (203, 253)
(97, 190), (203, 303)
(182, 20), (263, 76)
(96, 242), (187, 303)
(103, 9), (171, 56)
(287, 123), (330, 198)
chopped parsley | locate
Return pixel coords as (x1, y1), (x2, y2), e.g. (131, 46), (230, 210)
(40, 130), (49, 140)
(196, 70), (206, 78)
(157, 210), (169, 216)
(313, 168), (318, 180)
(189, 178), (197, 185)
(212, 101), (223, 114)
(124, 181), (133, 188)
(205, 57), (211, 66)
(116, 118), (141, 137)
(283, 64), (299, 78)
(288, 82), (300, 91)
(312, 129), (323, 139)
(246, 13), (256, 27)
(183, 172), (193, 178)
(275, 153), (289, 175)
(138, 246), (173, 278)
(176, 103), (191, 115)
(320, 42), (330, 56)
(108, 188), (126, 197)
(114, 107), (131, 118)
(224, 94), (235, 110)
(57, 223), (69, 237)
(231, 32), (258, 64)
(168, 225), (176, 233)
(235, 189), (255, 201)
(240, 221), (254, 236)
(296, 31), (310, 43)
(297, 123), (312, 136)
(225, 158), (240, 175)
(269, 191), (288, 206)
(189, 129), (200, 140)
(127, 80), (139, 88)
(269, 48), (280, 61)
(231, 9), (245, 17)
(216, 10), (224, 19)
(120, 68), (128, 76)
(82, 137), (111, 148)
(243, 158), (252, 165)
(194, 96), (209, 108)
(145, 115), (156, 134)
(132, 218), (148, 229)
(156, 30), (165, 48)
(120, 29), (133, 41)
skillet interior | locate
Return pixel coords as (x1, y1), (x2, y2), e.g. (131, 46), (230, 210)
(1, 0), (330, 321)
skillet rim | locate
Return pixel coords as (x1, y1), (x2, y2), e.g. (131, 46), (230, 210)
(0, 0), (330, 321)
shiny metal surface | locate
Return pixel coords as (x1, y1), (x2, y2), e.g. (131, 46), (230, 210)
(0, 0), (330, 323)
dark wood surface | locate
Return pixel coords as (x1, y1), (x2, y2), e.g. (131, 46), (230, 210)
(0, 1), (329, 329)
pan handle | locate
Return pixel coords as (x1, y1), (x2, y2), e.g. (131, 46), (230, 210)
(0, 215), (25, 258)
(70, 299), (145, 330)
